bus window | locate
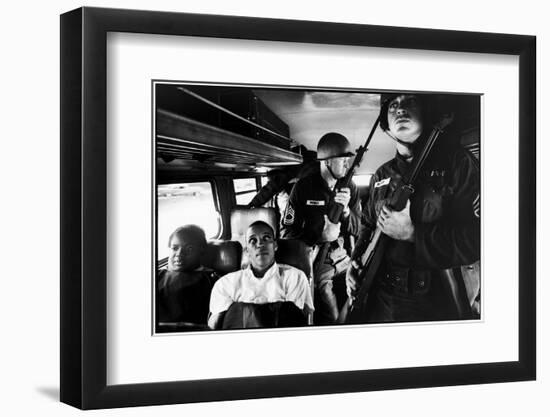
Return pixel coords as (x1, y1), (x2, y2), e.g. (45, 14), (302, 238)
(157, 182), (219, 260)
(353, 174), (373, 205)
(233, 178), (258, 205)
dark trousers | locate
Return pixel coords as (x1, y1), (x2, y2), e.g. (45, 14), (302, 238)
(221, 302), (307, 329)
(365, 287), (436, 323)
(365, 276), (457, 323)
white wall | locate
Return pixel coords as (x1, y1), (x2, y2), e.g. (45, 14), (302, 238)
(0, 0), (545, 415)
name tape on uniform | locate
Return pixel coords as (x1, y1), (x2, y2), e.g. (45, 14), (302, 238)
(306, 200), (325, 206)
(374, 178), (391, 188)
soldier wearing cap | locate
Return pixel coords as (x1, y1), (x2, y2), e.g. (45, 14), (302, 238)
(281, 132), (362, 324)
(346, 93), (481, 323)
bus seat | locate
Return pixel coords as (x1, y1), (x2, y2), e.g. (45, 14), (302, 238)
(230, 206), (279, 246)
(275, 239), (313, 278)
(275, 239), (315, 325)
(202, 240), (242, 278)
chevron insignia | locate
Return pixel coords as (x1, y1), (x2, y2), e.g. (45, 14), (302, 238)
(283, 205), (295, 225)
(473, 193), (480, 218)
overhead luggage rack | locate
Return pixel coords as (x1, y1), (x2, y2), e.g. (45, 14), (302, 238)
(156, 108), (303, 168)
(155, 83), (304, 170)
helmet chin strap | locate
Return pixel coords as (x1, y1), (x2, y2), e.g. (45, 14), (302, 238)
(325, 161), (340, 183)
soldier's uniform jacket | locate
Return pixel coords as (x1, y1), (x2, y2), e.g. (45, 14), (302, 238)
(281, 172), (362, 246)
(353, 143), (480, 298)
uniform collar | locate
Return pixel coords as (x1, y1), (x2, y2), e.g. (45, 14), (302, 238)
(393, 151), (412, 175)
(314, 171), (336, 193)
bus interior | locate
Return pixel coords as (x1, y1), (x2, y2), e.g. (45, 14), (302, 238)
(155, 82), (481, 332)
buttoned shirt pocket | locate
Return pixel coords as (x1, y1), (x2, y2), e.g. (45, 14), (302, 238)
(409, 271), (431, 295)
(415, 171), (452, 224)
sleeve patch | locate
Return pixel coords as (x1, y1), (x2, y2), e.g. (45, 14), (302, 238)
(473, 193), (480, 218)
(283, 204), (295, 225)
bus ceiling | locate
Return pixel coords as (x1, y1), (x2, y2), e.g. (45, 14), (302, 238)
(155, 84), (480, 177)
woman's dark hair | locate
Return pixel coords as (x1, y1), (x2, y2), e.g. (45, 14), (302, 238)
(168, 224), (207, 250)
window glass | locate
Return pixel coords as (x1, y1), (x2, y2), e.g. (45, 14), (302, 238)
(353, 174), (373, 187)
(233, 178), (258, 206)
(235, 191), (258, 205)
(157, 182), (219, 260)
(233, 178), (257, 193)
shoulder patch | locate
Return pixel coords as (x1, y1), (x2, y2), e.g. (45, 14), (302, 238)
(473, 193), (480, 218)
(283, 205), (295, 225)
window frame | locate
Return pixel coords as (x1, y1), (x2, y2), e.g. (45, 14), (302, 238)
(156, 179), (221, 266)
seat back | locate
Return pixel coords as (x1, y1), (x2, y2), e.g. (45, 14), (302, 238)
(230, 206), (279, 247)
(275, 239), (314, 325)
(275, 239), (313, 278)
(202, 240), (242, 277)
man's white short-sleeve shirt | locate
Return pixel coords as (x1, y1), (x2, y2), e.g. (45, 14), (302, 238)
(209, 263), (314, 315)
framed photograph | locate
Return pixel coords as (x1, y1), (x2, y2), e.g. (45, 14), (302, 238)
(60, 6), (536, 409)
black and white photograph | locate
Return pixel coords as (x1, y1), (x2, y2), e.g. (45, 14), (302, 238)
(2, 0), (547, 413)
(54, 4), (538, 412)
(154, 83), (481, 333)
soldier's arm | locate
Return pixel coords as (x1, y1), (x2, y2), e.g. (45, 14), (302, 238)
(414, 150), (480, 269)
(280, 180), (313, 243)
(341, 183), (362, 238)
(248, 169), (295, 207)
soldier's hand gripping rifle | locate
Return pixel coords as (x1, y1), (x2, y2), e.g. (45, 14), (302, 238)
(327, 116), (380, 223)
(343, 113), (455, 324)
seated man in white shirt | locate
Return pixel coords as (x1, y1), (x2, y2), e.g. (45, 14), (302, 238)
(208, 221), (314, 329)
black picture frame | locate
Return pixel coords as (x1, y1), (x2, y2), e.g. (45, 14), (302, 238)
(60, 6), (536, 410)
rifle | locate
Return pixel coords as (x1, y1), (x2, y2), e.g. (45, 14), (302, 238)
(326, 115), (380, 224)
(342, 114), (454, 324)
(313, 116), (380, 291)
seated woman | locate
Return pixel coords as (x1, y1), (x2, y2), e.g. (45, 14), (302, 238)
(157, 225), (214, 330)
(208, 221), (314, 330)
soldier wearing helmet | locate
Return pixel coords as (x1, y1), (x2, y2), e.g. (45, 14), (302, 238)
(281, 132), (362, 324)
(346, 93), (481, 323)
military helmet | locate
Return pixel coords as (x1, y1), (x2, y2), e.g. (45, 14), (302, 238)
(378, 93), (446, 132)
(380, 93), (399, 107)
(316, 132), (354, 160)
(379, 93), (411, 131)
